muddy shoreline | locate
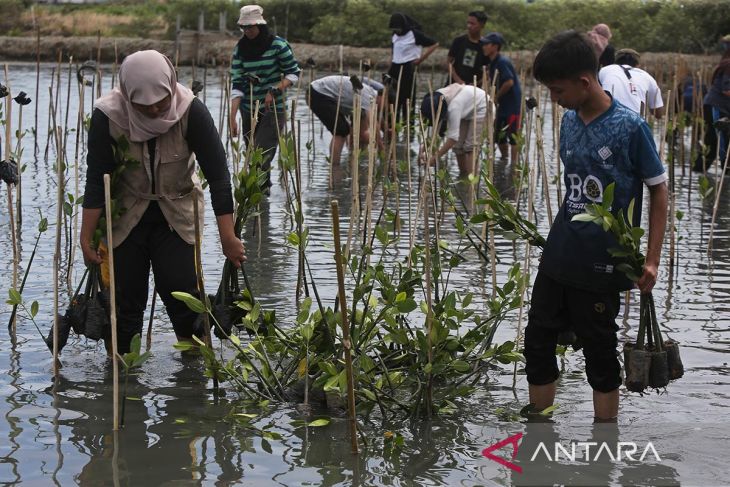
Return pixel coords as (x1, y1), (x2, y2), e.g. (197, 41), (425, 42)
(0, 35), (716, 74)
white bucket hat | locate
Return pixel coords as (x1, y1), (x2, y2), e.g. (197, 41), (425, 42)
(238, 5), (267, 26)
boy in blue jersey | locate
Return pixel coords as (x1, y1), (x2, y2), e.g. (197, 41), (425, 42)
(526, 31), (668, 422)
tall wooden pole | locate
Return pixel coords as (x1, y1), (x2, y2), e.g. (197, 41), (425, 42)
(330, 200), (359, 455)
(103, 174), (120, 431)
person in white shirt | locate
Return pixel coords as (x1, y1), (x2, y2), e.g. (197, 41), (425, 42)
(388, 13), (438, 123)
(308, 75), (383, 165)
(599, 48), (664, 118)
(420, 83), (489, 176)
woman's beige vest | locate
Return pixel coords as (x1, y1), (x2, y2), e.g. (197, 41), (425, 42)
(108, 106), (204, 248)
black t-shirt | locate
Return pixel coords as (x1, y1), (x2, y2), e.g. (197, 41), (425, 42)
(448, 35), (488, 85)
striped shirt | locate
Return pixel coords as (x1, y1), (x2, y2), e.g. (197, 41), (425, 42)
(230, 36), (301, 112)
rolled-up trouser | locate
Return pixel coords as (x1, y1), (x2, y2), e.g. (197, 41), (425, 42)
(453, 117), (485, 155)
(524, 271), (622, 393)
(240, 108), (287, 186)
(110, 204), (201, 354)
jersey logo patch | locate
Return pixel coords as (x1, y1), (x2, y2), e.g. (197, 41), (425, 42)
(593, 263), (614, 274)
(598, 146), (613, 160)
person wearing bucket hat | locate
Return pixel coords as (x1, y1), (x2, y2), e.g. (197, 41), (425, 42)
(701, 34), (730, 168)
(419, 82), (489, 176)
(599, 48), (664, 118)
(229, 4), (300, 191)
(481, 32), (522, 164)
(80, 50), (244, 354)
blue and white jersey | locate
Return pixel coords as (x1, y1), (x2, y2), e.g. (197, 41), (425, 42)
(540, 98), (667, 292)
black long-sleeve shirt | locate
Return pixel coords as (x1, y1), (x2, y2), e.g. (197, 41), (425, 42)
(83, 97), (233, 216)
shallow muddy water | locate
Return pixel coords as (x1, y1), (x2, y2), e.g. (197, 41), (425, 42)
(0, 63), (729, 486)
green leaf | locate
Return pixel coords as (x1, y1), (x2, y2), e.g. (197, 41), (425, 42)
(323, 374), (340, 392)
(602, 182), (615, 209)
(130, 334), (142, 354)
(308, 418), (330, 427)
(539, 404), (559, 416)
(571, 212), (600, 223)
(361, 389), (376, 401)
(396, 299), (417, 314)
(171, 292), (206, 313)
(234, 413), (257, 419)
(30, 301), (39, 318)
(450, 360), (470, 373)
(627, 199), (635, 224)
(301, 323), (314, 342)
(8, 289), (21, 306)
(173, 341), (196, 352)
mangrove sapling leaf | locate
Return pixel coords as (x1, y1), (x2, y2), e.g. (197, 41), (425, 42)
(307, 418), (330, 427)
(172, 291), (207, 314)
(120, 334), (151, 427)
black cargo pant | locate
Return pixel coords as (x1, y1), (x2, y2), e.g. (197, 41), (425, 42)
(524, 272), (622, 393)
(240, 108), (286, 187)
(111, 204), (200, 353)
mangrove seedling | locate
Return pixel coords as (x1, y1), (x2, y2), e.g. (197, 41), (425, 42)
(8, 211), (48, 331)
(119, 334), (151, 426)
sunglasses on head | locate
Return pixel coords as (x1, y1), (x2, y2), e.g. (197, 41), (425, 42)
(239, 24), (257, 32)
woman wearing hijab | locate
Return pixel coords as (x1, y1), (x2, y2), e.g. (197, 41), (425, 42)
(229, 4), (300, 190)
(387, 13), (438, 123)
(80, 50), (245, 354)
(702, 35), (730, 167)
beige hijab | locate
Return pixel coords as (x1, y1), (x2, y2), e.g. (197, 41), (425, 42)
(95, 50), (194, 142)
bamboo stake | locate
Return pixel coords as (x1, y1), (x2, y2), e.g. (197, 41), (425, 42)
(34, 28), (40, 155)
(103, 174), (120, 430)
(329, 76), (345, 189)
(330, 200), (359, 455)
(363, 95), (377, 254)
(68, 79), (84, 293)
(4, 66), (18, 341)
(14, 99), (22, 227)
(535, 110), (553, 223)
(422, 182), (434, 417)
(53, 128), (64, 379)
(344, 91), (363, 261)
(553, 101), (562, 203)
(708, 147), (730, 252)
(193, 196), (218, 391)
(405, 100), (413, 242)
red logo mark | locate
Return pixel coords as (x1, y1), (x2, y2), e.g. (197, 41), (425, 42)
(482, 432), (523, 473)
